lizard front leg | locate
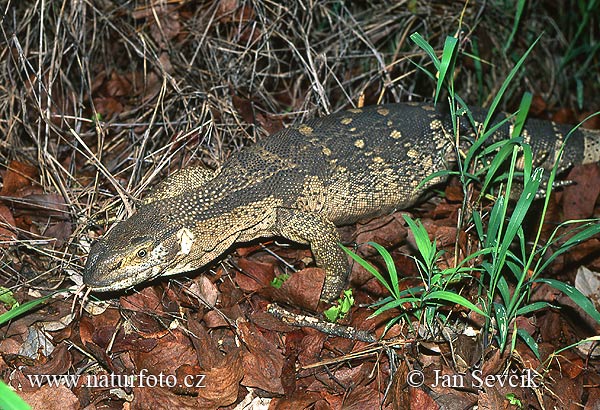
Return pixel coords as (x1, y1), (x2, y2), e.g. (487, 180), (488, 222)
(274, 208), (348, 302)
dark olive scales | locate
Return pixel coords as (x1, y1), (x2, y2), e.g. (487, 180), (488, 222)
(84, 103), (600, 301)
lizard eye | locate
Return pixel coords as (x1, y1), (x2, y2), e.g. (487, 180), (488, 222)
(137, 249), (148, 258)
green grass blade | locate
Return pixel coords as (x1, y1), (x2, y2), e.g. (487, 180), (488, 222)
(367, 241), (400, 298)
(423, 290), (487, 317)
(0, 292), (64, 326)
(486, 196), (505, 248)
(534, 278), (600, 324)
(340, 243), (396, 297)
(402, 215), (434, 266)
(503, 0), (527, 53)
(517, 327), (540, 359)
(479, 137), (521, 196)
(536, 222), (600, 273)
(496, 276), (511, 307)
(417, 170), (459, 190)
(0, 380), (30, 410)
(410, 32), (441, 71)
(494, 302), (509, 351)
(435, 36), (458, 104)
(511, 92), (532, 138)
(370, 297), (422, 317)
(498, 168), (542, 257)
(481, 35), (541, 134)
(515, 301), (553, 316)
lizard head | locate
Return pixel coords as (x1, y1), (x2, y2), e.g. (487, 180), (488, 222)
(83, 212), (199, 292)
(83, 202), (242, 293)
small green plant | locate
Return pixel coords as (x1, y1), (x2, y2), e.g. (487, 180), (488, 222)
(324, 289), (355, 322)
(340, 241), (487, 333)
(270, 273), (291, 289)
(505, 392), (523, 408)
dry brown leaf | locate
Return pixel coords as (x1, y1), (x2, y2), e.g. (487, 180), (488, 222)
(21, 343), (73, 381)
(269, 267), (324, 311)
(238, 320), (284, 394)
(0, 203), (17, 246)
(562, 164), (600, 220)
(342, 385), (381, 410)
(93, 96), (124, 119)
(0, 160), (37, 197)
(132, 329), (199, 377)
(132, 386), (200, 410)
(234, 257), (275, 292)
(354, 213), (407, 255)
(196, 350), (244, 409)
(105, 71), (133, 97)
(19, 384), (80, 410)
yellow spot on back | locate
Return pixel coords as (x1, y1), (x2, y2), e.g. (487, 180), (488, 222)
(348, 108), (363, 113)
(430, 119), (443, 130)
(354, 139), (365, 148)
(373, 156), (385, 164)
(299, 125), (313, 136)
(422, 105), (435, 111)
(341, 117), (353, 125)
(322, 147), (332, 156)
(407, 148), (420, 158)
(377, 107), (389, 116)
(390, 130), (402, 139)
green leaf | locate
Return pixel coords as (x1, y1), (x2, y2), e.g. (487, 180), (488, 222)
(340, 243), (395, 297)
(0, 287), (18, 308)
(324, 290), (355, 322)
(410, 32), (441, 71)
(494, 302), (509, 351)
(435, 36), (459, 104)
(515, 301), (554, 316)
(534, 278), (600, 324)
(270, 273), (290, 289)
(422, 291), (488, 317)
(0, 292), (65, 327)
(517, 327), (540, 360)
(0, 380), (30, 410)
(367, 242), (400, 298)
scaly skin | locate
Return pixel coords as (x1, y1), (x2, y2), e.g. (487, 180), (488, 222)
(84, 103), (600, 301)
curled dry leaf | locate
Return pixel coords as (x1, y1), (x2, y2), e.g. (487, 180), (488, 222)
(238, 320), (284, 394)
(0, 203), (17, 246)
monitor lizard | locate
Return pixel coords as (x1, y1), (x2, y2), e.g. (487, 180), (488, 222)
(83, 103), (600, 302)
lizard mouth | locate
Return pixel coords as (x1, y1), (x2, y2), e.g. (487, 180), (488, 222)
(84, 266), (166, 292)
